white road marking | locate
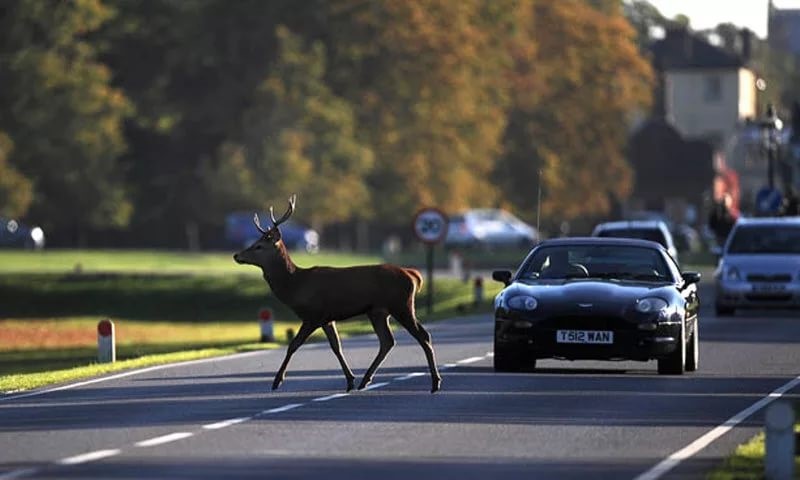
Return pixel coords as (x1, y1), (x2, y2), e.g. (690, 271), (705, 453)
(440, 363), (458, 370)
(203, 416), (252, 430)
(135, 432), (194, 447)
(0, 350), (267, 402)
(262, 403), (304, 414)
(362, 382), (389, 391)
(57, 449), (121, 465)
(312, 393), (350, 402)
(457, 356), (484, 364)
(633, 373), (800, 480)
(394, 372), (425, 381)
(0, 468), (40, 480)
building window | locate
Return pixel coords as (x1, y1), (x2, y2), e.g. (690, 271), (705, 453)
(704, 75), (722, 102)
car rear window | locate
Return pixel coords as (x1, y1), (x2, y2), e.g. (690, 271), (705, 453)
(597, 228), (667, 248)
(727, 225), (800, 254)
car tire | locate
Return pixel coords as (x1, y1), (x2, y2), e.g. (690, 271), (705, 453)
(684, 322), (699, 372)
(657, 324), (685, 375)
(715, 304), (735, 316)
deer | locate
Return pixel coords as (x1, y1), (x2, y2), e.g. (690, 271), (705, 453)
(233, 194), (442, 393)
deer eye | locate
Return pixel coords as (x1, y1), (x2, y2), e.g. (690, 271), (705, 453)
(254, 244), (263, 250)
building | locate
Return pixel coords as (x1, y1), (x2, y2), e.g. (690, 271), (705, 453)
(650, 26), (758, 148)
(768, 0), (800, 59)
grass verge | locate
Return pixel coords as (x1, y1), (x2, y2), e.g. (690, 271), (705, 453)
(708, 404), (799, 480)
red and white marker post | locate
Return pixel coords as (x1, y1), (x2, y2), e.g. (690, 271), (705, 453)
(259, 308), (274, 342)
(97, 319), (116, 363)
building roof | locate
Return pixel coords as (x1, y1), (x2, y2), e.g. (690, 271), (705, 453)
(651, 27), (748, 70)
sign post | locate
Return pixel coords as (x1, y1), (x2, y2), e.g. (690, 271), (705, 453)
(412, 208), (449, 315)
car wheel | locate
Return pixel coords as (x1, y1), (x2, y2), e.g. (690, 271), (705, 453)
(715, 304), (735, 316)
(685, 322), (699, 372)
(657, 324), (685, 375)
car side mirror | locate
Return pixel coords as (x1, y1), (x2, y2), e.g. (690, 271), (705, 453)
(682, 271), (701, 285)
(492, 270), (512, 286)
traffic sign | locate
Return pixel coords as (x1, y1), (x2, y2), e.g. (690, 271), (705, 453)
(755, 186), (783, 215)
(412, 207), (449, 244)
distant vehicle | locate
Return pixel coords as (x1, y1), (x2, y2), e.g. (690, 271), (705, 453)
(592, 220), (679, 263)
(0, 218), (45, 250)
(445, 209), (538, 249)
(224, 212), (319, 253)
(491, 237), (701, 375)
(714, 216), (800, 315)
(670, 223), (702, 254)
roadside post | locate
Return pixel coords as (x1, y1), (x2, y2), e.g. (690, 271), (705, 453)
(473, 276), (484, 306)
(259, 307), (274, 342)
(412, 207), (449, 315)
(765, 401), (795, 480)
(97, 319), (116, 363)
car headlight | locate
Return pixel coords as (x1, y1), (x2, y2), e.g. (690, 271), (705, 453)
(635, 297), (668, 313)
(725, 266), (741, 282)
(507, 295), (538, 311)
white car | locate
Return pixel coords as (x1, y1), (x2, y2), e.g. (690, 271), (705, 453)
(591, 220), (679, 263)
(445, 209), (539, 249)
(714, 216), (800, 315)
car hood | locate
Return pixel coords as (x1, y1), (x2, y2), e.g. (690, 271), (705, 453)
(499, 278), (672, 308)
(722, 254), (800, 272)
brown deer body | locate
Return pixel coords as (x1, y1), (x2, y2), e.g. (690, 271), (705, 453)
(233, 195), (441, 393)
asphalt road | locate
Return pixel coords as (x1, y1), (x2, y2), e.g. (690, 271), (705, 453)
(1, 282), (799, 480)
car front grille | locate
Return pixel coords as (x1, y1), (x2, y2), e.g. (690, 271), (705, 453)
(746, 273), (792, 283)
(538, 316), (636, 331)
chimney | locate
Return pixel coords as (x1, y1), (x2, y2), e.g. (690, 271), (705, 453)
(740, 28), (752, 62)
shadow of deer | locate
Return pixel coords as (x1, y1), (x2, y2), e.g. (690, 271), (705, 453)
(234, 194), (441, 393)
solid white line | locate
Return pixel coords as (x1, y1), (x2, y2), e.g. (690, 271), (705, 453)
(457, 356), (485, 364)
(135, 432), (194, 447)
(363, 382), (390, 391)
(0, 468), (40, 480)
(57, 449), (121, 465)
(440, 363), (458, 370)
(312, 393), (350, 402)
(633, 374), (800, 480)
(263, 403), (304, 414)
(394, 372), (425, 381)
(203, 416), (252, 430)
(0, 350), (267, 402)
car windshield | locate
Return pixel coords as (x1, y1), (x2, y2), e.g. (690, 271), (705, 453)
(596, 228), (667, 248)
(519, 245), (672, 282)
(727, 225), (800, 254)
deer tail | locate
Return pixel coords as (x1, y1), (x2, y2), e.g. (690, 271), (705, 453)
(405, 268), (423, 293)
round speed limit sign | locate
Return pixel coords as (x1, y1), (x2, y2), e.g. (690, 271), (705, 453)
(412, 207), (449, 244)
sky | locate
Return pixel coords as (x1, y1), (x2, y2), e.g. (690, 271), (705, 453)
(646, 0), (800, 38)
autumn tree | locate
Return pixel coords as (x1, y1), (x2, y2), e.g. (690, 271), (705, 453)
(0, 133), (32, 218)
(496, 0), (654, 224)
(0, 0), (132, 242)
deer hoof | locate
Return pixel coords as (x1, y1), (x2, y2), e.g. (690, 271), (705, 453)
(357, 377), (371, 390)
(346, 379), (355, 392)
(272, 379), (283, 390)
(431, 378), (442, 393)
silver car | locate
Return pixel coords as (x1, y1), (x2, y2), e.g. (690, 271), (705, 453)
(714, 216), (800, 315)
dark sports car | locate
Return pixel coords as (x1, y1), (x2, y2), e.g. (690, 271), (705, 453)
(492, 237), (701, 375)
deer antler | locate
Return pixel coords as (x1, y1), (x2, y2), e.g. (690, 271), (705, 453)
(269, 194), (297, 227)
(253, 213), (269, 234)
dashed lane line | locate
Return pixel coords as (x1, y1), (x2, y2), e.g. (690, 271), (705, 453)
(1, 352), (493, 479)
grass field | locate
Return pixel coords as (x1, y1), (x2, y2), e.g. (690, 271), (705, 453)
(0, 249), (502, 392)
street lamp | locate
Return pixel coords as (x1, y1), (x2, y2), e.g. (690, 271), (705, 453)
(758, 104), (783, 189)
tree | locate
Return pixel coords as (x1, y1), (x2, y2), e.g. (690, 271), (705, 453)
(0, 133), (33, 219)
(203, 25), (374, 231)
(0, 0), (132, 242)
(496, 1), (654, 223)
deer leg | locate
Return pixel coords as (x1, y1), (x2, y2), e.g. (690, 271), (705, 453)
(392, 310), (441, 393)
(322, 322), (356, 391)
(358, 309), (395, 390)
(272, 322), (317, 391)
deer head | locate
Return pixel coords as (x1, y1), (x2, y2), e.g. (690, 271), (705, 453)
(233, 194), (296, 267)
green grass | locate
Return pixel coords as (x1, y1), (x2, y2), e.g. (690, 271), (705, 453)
(708, 405), (800, 480)
(0, 249), (382, 274)
(0, 249), (502, 393)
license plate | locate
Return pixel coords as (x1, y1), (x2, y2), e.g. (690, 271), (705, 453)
(556, 330), (613, 344)
(752, 283), (786, 293)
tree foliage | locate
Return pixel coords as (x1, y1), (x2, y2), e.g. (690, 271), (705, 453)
(0, 0), (132, 235)
(1, 0), (659, 246)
